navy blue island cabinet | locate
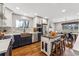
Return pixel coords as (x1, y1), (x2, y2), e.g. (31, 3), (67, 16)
(21, 35), (32, 46)
(13, 34), (32, 48)
(13, 35), (21, 48)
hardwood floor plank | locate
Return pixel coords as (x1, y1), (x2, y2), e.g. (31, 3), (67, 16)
(12, 42), (46, 56)
(12, 42), (75, 56)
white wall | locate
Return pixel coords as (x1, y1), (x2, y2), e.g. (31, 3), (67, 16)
(54, 23), (62, 32)
(49, 23), (55, 32)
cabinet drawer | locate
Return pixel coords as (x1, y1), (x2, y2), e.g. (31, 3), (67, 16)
(13, 35), (21, 48)
(0, 53), (5, 56)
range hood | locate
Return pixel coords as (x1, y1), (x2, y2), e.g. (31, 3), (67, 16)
(0, 3), (6, 19)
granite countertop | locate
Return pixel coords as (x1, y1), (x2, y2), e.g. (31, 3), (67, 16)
(26, 32), (41, 34)
(0, 39), (11, 54)
(4, 31), (41, 36)
(72, 33), (79, 35)
(43, 34), (63, 39)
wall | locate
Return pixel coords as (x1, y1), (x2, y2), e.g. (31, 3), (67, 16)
(49, 23), (55, 32)
(54, 23), (62, 32)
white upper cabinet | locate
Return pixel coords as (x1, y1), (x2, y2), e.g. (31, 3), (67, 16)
(3, 7), (13, 27)
(0, 4), (13, 27)
(42, 18), (48, 24)
(32, 16), (48, 27)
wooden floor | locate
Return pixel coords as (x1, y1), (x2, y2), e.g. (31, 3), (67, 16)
(12, 42), (75, 56)
(12, 42), (46, 56)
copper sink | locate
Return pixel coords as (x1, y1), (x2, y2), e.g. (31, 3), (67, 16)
(21, 33), (31, 37)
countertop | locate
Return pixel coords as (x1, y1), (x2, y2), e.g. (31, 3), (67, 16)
(0, 39), (11, 54)
(42, 34), (63, 39)
(4, 32), (41, 36)
(72, 33), (79, 35)
(26, 32), (41, 34)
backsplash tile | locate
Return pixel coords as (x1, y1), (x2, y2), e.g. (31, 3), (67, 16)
(0, 27), (34, 34)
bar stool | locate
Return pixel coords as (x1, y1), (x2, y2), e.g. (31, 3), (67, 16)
(66, 33), (73, 48)
(55, 39), (61, 56)
(61, 35), (66, 51)
(51, 37), (64, 56)
(60, 39), (65, 55)
(51, 41), (56, 56)
(51, 38), (61, 56)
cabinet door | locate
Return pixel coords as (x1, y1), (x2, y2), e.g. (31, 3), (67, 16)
(13, 35), (21, 48)
(34, 34), (38, 42)
(21, 36), (32, 46)
(25, 36), (32, 44)
(21, 37), (26, 46)
(0, 53), (5, 56)
(4, 7), (12, 27)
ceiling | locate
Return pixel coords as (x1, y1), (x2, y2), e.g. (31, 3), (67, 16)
(4, 3), (79, 21)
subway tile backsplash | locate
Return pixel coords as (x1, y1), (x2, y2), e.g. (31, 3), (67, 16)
(0, 27), (34, 34)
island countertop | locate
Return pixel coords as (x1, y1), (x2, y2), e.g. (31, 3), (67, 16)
(42, 34), (63, 39)
(0, 39), (11, 54)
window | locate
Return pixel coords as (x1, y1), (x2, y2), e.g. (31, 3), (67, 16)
(16, 20), (29, 28)
(62, 22), (78, 32)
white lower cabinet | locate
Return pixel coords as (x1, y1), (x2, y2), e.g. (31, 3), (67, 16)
(32, 33), (38, 43)
(41, 37), (51, 56)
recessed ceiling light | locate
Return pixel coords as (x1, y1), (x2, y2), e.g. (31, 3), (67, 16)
(24, 13), (28, 16)
(16, 7), (20, 10)
(34, 13), (38, 16)
(21, 16), (26, 19)
(44, 17), (48, 19)
(62, 9), (66, 13)
(77, 13), (79, 15)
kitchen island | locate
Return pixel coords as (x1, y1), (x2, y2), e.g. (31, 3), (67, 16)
(41, 34), (63, 56)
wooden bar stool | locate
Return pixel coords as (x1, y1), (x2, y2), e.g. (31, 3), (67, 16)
(51, 41), (56, 56)
(51, 38), (61, 56)
(60, 39), (65, 55)
(51, 37), (65, 56)
(66, 33), (73, 48)
(55, 39), (61, 56)
(61, 35), (66, 51)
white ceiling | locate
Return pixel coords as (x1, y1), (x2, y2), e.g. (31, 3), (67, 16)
(4, 3), (79, 21)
